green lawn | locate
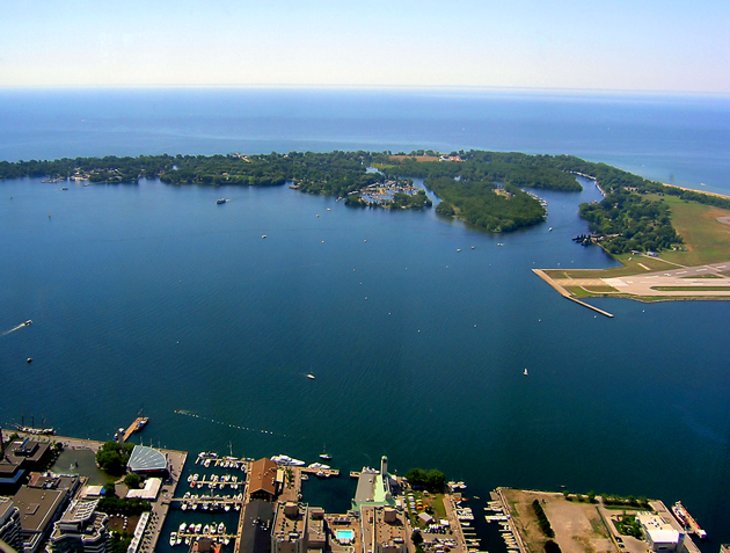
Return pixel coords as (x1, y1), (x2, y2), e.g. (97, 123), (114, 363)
(657, 195), (730, 265)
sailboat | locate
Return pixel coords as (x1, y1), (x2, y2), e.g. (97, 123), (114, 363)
(319, 445), (332, 460)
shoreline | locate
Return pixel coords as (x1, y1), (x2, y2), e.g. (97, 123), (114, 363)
(662, 181), (730, 200)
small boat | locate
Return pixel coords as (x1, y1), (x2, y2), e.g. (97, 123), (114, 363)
(26, 357), (33, 364)
(23, 320), (32, 326)
(261, 234), (267, 239)
(179, 523), (187, 533)
(523, 368), (529, 376)
(548, 227), (553, 232)
(216, 198), (228, 205)
(456, 248), (463, 253)
(169, 532), (177, 547)
(319, 446), (332, 461)
(306, 373), (316, 380)
(217, 522), (225, 533)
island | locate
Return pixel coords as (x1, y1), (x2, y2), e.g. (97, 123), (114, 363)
(3, 149), (729, 302)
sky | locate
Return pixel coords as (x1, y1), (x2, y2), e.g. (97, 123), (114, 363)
(1, 0), (729, 93)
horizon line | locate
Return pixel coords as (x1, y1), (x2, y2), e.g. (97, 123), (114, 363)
(1, 83), (729, 98)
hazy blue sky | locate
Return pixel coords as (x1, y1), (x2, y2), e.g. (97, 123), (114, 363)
(1, 0), (728, 92)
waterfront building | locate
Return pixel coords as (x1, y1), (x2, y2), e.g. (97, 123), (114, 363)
(352, 456), (395, 511)
(249, 458), (279, 501)
(360, 506), (407, 553)
(0, 438), (52, 495)
(125, 477), (162, 500)
(0, 497), (22, 551)
(272, 503), (327, 553)
(49, 499), (110, 553)
(126, 445), (168, 476)
(636, 512), (684, 553)
(306, 507), (326, 553)
(12, 485), (68, 553)
(26, 473), (81, 497)
(272, 502), (308, 553)
(238, 500), (275, 553)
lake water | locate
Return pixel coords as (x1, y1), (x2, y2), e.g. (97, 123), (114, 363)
(0, 88), (729, 546)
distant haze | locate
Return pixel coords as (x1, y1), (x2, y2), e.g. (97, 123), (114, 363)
(1, 0), (729, 93)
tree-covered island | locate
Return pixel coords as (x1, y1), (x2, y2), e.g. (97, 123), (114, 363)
(3, 150), (729, 255)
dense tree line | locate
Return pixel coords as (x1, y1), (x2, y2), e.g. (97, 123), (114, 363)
(405, 468), (446, 493)
(579, 189), (680, 254)
(96, 442), (135, 475)
(2, 149), (724, 250)
(429, 178), (546, 232)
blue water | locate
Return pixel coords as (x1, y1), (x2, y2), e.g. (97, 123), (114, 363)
(1, 89), (729, 546)
(1, 88), (729, 194)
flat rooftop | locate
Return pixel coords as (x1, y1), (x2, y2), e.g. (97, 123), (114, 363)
(324, 514), (361, 553)
(273, 502), (306, 543)
(12, 485), (66, 534)
(0, 496), (16, 519)
(361, 506), (406, 550)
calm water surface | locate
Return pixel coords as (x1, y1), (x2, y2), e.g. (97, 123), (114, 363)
(0, 89), (728, 545)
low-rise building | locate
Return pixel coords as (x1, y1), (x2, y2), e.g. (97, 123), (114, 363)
(306, 507), (326, 553)
(126, 445), (168, 476)
(125, 477), (162, 500)
(0, 438), (52, 494)
(249, 458), (279, 501)
(49, 498), (110, 553)
(0, 497), (22, 551)
(352, 456), (395, 511)
(12, 485), (68, 553)
(361, 506), (407, 553)
(636, 512), (684, 553)
(272, 502), (308, 553)
(324, 514), (359, 553)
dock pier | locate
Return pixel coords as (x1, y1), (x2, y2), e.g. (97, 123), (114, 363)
(121, 416), (149, 442)
(533, 269), (614, 318)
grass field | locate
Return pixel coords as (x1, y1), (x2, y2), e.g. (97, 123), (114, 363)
(546, 195), (730, 281)
(655, 195), (730, 265)
(538, 193), (730, 302)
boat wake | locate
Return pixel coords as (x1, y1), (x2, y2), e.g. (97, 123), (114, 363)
(2, 321), (32, 336)
(173, 409), (287, 438)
